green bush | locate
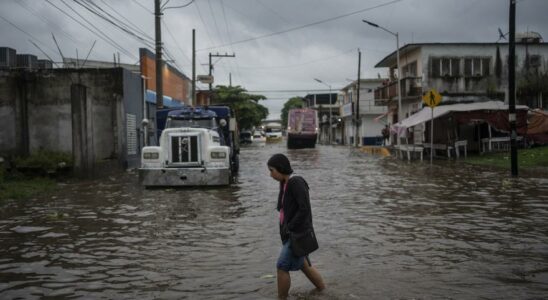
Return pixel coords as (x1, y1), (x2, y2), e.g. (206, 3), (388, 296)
(14, 150), (73, 173)
(0, 177), (56, 201)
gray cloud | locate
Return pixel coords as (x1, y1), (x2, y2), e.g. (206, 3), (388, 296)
(1, 0), (547, 119)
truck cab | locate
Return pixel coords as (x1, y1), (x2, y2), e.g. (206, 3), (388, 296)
(139, 107), (234, 186)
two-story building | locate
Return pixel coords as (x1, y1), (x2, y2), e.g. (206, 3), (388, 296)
(374, 35), (548, 148)
(338, 79), (387, 146)
(303, 93), (338, 144)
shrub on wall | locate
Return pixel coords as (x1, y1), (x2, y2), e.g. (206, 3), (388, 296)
(14, 150), (73, 174)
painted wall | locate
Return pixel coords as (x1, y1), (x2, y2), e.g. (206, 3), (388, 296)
(139, 48), (190, 105)
(0, 68), (143, 172)
(420, 43), (548, 98)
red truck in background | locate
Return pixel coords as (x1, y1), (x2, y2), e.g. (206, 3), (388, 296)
(287, 108), (318, 149)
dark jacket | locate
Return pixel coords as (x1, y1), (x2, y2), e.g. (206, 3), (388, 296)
(277, 176), (313, 242)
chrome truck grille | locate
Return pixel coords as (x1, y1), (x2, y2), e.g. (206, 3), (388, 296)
(169, 135), (200, 165)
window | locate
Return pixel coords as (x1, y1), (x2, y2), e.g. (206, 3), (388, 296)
(431, 57), (460, 77)
(431, 58), (440, 77)
(464, 57), (490, 77)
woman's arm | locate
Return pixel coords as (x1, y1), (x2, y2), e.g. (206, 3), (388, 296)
(286, 177), (311, 231)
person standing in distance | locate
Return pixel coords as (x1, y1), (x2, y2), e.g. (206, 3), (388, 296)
(267, 153), (325, 299)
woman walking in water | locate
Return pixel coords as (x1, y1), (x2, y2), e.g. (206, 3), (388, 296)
(267, 153), (325, 299)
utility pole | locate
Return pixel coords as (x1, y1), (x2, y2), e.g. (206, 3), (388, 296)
(355, 49), (361, 147)
(208, 52), (236, 101)
(192, 29), (196, 107)
(509, 0), (518, 176)
(154, 0), (163, 108)
(209, 53), (212, 94)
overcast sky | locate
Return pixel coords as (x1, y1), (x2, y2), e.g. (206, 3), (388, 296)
(1, 0), (547, 119)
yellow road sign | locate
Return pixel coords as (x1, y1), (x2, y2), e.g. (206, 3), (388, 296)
(422, 89), (442, 108)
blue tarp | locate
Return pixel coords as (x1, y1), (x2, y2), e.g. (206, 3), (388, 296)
(145, 90), (184, 108)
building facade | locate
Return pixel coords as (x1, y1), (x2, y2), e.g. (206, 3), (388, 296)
(303, 93), (338, 144)
(338, 79), (387, 146)
(0, 67), (144, 174)
(139, 48), (191, 106)
(374, 39), (548, 145)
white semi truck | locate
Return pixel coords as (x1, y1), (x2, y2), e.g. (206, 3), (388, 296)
(139, 107), (238, 186)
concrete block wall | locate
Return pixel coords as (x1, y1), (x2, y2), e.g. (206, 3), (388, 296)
(0, 68), (143, 173)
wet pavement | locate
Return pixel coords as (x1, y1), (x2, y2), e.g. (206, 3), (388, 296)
(1, 142), (547, 299)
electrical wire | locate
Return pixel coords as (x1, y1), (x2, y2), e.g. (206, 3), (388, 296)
(0, 13), (59, 59)
(97, 0), (155, 41)
(15, 0), (80, 46)
(219, 0), (243, 85)
(163, 0), (194, 10)
(134, 0), (153, 14)
(198, 0), (404, 51)
(46, 0), (136, 59)
(73, 0), (155, 46)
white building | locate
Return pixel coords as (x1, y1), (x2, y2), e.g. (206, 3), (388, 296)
(338, 79), (387, 145)
(374, 37), (548, 145)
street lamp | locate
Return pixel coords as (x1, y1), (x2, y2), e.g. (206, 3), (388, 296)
(363, 19), (402, 146)
(314, 78), (332, 144)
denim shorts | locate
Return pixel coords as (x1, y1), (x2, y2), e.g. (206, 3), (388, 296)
(276, 240), (310, 272)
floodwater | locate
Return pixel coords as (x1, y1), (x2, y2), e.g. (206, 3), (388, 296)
(1, 142), (547, 299)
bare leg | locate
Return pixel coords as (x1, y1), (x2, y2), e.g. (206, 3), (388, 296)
(301, 258), (326, 291)
(277, 269), (291, 299)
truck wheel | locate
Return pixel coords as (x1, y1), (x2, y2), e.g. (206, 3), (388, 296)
(231, 154), (240, 173)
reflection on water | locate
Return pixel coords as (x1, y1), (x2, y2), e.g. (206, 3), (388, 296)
(1, 143), (547, 299)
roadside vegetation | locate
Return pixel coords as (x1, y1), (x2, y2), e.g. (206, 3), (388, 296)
(0, 150), (71, 201)
(212, 85), (269, 130)
(465, 146), (548, 169)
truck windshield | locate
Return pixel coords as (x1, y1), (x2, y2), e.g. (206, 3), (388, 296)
(166, 118), (216, 129)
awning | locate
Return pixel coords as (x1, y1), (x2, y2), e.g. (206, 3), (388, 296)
(145, 90), (185, 108)
(394, 101), (528, 130)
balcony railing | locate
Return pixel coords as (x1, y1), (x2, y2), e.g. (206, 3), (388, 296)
(374, 77), (422, 106)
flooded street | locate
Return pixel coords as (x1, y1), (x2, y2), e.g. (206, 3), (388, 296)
(1, 142), (548, 299)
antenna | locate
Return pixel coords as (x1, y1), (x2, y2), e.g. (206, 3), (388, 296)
(51, 33), (65, 63)
(81, 40), (96, 68)
(28, 40), (60, 67)
(497, 28), (508, 42)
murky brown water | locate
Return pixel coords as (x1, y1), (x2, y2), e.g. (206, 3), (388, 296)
(1, 142), (547, 299)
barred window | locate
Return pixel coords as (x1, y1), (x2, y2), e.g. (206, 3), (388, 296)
(464, 57), (490, 77)
(431, 57), (460, 77)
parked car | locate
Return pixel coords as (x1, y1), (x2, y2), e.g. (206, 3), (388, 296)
(240, 131), (252, 145)
(252, 131), (266, 145)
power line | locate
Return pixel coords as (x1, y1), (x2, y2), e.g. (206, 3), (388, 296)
(194, 0), (216, 49)
(219, 0), (243, 85)
(73, 0), (155, 46)
(0, 13), (59, 59)
(198, 0), (404, 51)
(97, 0), (155, 41)
(134, 0), (153, 14)
(15, 0), (80, 46)
(163, 0), (194, 10)
(58, 0), (136, 56)
(221, 48), (355, 70)
(162, 19), (194, 68)
(45, 0), (136, 60)
(207, 0), (225, 46)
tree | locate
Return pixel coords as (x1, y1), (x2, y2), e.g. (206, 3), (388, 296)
(281, 97), (305, 127)
(212, 85), (268, 130)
